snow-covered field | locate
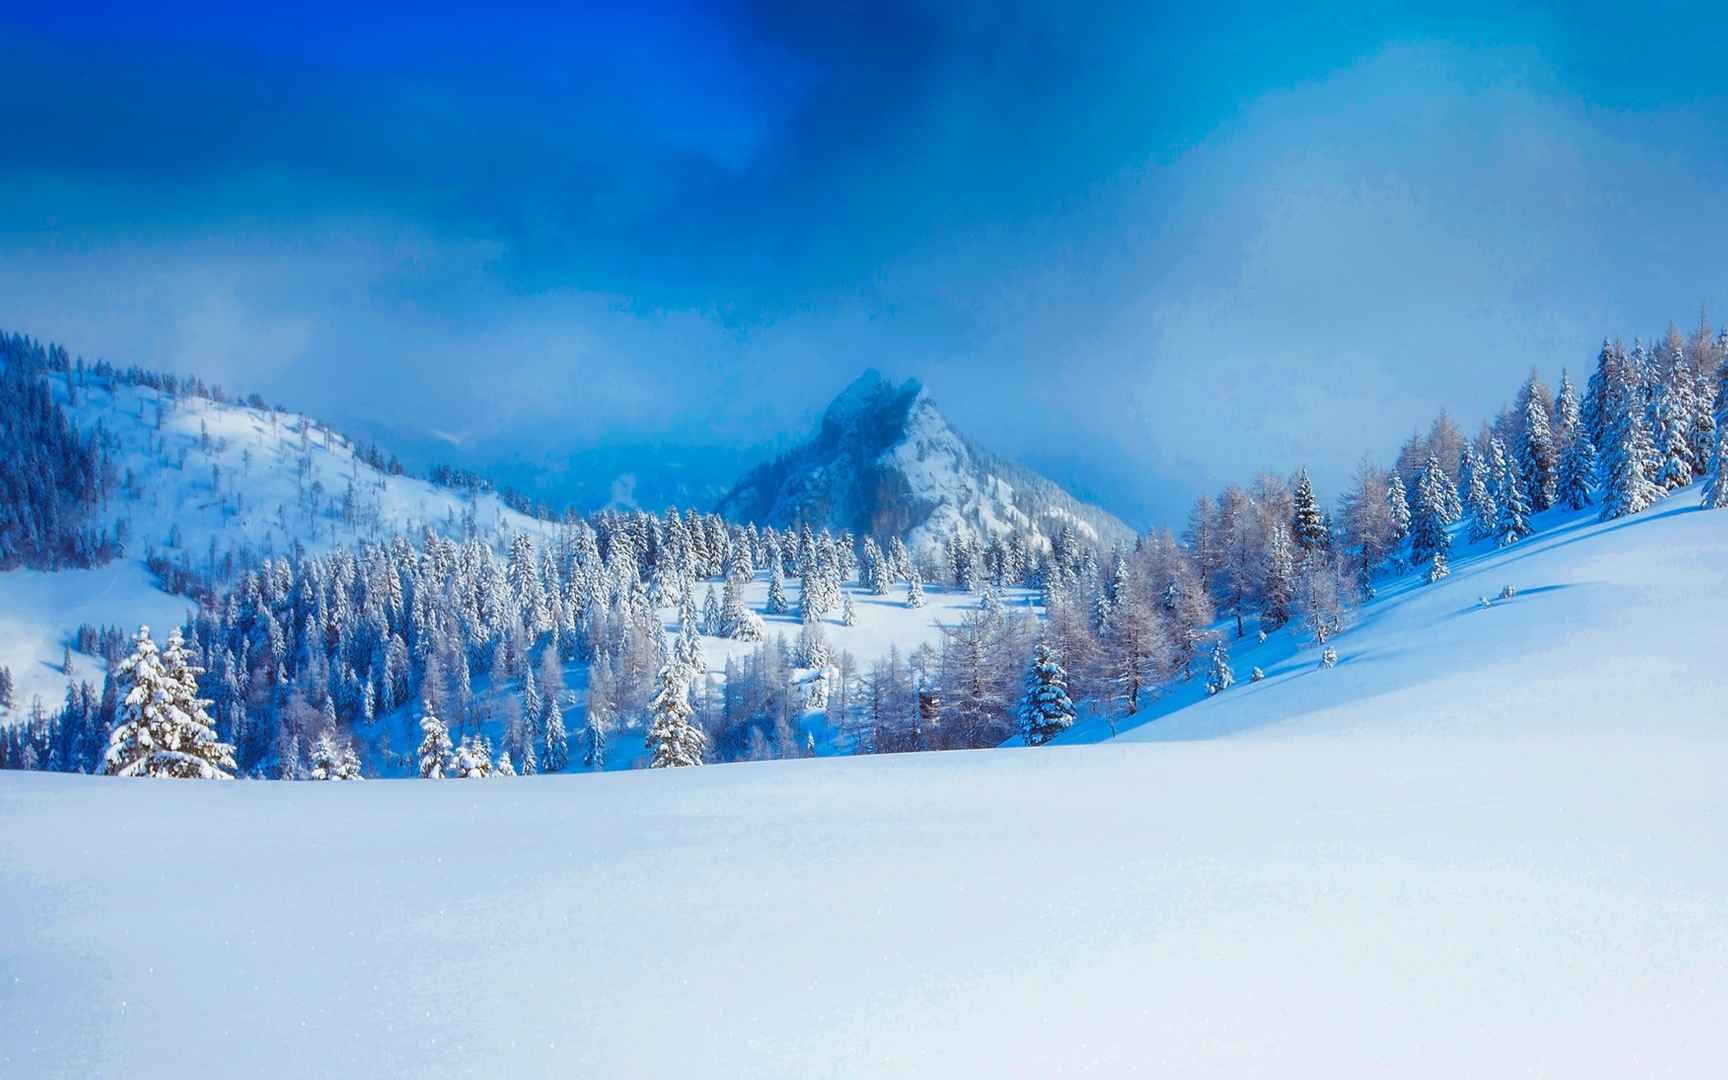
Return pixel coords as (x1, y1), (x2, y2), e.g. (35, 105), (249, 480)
(4, 486), (1726, 1077)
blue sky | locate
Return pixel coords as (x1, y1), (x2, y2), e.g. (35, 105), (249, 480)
(5, 2), (1728, 523)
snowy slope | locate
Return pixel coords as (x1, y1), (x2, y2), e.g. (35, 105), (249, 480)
(4, 482), (1727, 1077)
(1060, 481), (1728, 747)
(719, 370), (1136, 558)
(0, 372), (546, 715)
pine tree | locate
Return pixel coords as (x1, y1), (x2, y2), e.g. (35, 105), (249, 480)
(538, 647), (568, 772)
(309, 729), (362, 780)
(1598, 356), (1663, 522)
(1427, 552), (1449, 584)
(103, 626), (236, 779)
(1409, 456), (1453, 566)
(1495, 451), (1533, 546)
(1385, 473), (1411, 542)
(1204, 636), (1234, 696)
(1291, 469), (1327, 552)
(1463, 443), (1497, 542)
(906, 574), (925, 609)
(584, 653), (614, 770)
(1556, 429), (1597, 511)
(1651, 347), (1697, 490)
(841, 590), (857, 627)
(417, 703), (453, 778)
(450, 734), (493, 778)
(1519, 390), (1557, 511)
(765, 559), (788, 615)
(1019, 641), (1075, 746)
(646, 660), (705, 768)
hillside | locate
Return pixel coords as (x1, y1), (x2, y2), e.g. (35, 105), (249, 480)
(1056, 480), (1727, 747)
(3, 487), (1725, 1077)
(718, 370), (1136, 556)
(0, 364), (547, 715)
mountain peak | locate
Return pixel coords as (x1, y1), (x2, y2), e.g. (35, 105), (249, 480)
(719, 371), (1133, 554)
(821, 369), (923, 431)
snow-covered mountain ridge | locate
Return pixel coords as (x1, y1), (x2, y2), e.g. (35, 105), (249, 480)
(717, 369), (1136, 555)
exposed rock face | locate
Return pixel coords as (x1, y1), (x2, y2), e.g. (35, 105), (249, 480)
(718, 370), (1134, 555)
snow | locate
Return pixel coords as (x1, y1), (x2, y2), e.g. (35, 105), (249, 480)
(0, 374), (546, 713)
(4, 484), (1727, 1076)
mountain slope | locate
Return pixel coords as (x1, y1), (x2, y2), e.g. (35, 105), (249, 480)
(0, 366), (548, 715)
(718, 370), (1136, 556)
(3, 487), (1726, 1077)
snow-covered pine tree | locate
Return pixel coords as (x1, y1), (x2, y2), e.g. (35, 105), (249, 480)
(1686, 350), (1719, 480)
(700, 585), (721, 636)
(1520, 390), (1558, 511)
(1598, 353), (1663, 522)
(584, 653), (614, 770)
(103, 626), (236, 779)
(1556, 427), (1598, 511)
(841, 590), (857, 627)
(1385, 473), (1411, 542)
(1204, 636), (1234, 696)
(451, 735), (493, 778)
(906, 573), (925, 609)
(797, 613), (830, 670)
(1291, 469), (1327, 552)
(1495, 452), (1533, 546)
(765, 558), (788, 615)
(417, 703), (453, 778)
(1650, 345), (1697, 490)
(886, 537), (914, 585)
(1555, 368), (1583, 437)
(1019, 640), (1075, 746)
(309, 729), (362, 780)
(1463, 443), (1497, 543)
(1427, 551), (1450, 584)
(646, 659), (705, 768)
(1408, 456), (1453, 567)
(537, 647), (568, 772)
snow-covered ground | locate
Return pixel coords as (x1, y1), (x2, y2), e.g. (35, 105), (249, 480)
(0, 374), (545, 711)
(4, 484), (1726, 1077)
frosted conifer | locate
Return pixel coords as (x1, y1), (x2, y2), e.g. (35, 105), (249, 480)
(646, 661), (705, 768)
(417, 705), (453, 779)
(1495, 453), (1533, 546)
(1019, 641), (1076, 746)
(103, 626), (235, 779)
(1385, 473), (1411, 542)
(1557, 429), (1597, 511)
(1204, 637), (1234, 696)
